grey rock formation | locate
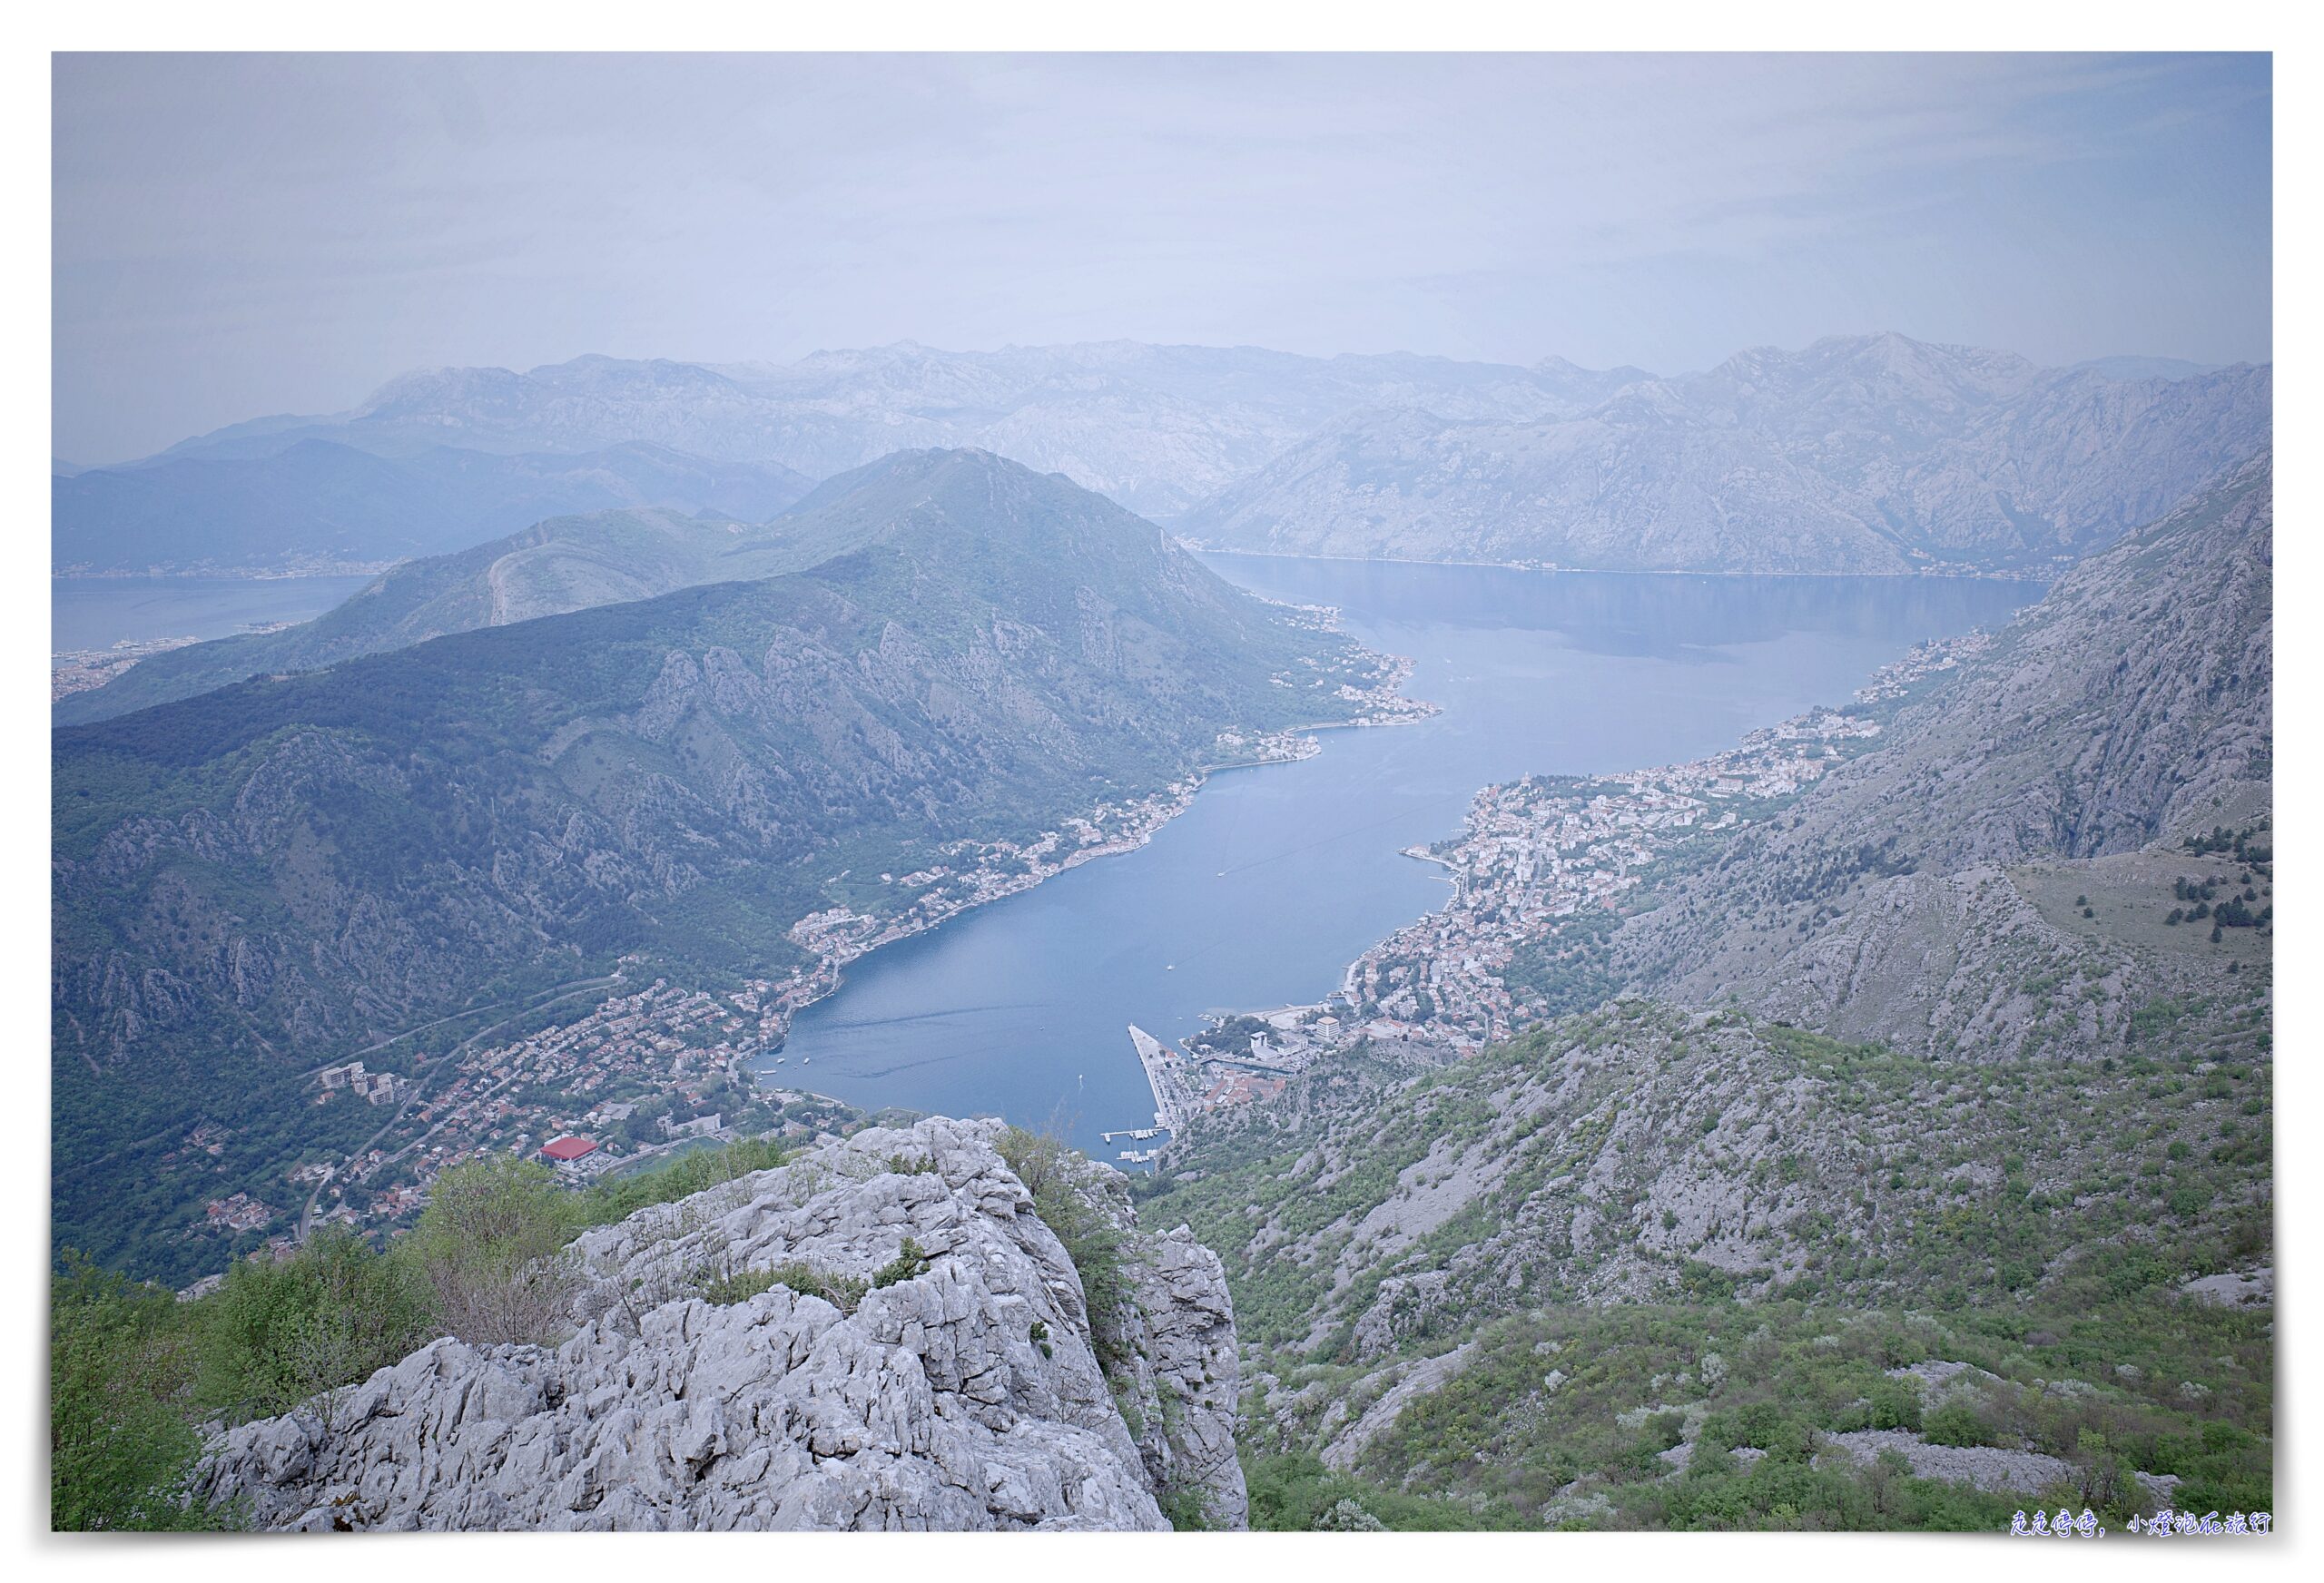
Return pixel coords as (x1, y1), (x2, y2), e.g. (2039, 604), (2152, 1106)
(195, 1118), (1246, 1531)
(1320, 1342), (1478, 1471)
(1817, 1430), (2073, 1497)
(1107, 1222), (1250, 1528)
(2181, 1266), (2272, 1308)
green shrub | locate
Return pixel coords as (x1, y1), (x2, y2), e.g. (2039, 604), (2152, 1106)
(757, 1262), (870, 1313)
(50, 1254), (229, 1531)
(1924, 1401), (1994, 1448)
(191, 1226), (431, 1423)
(404, 1155), (582, 1345)
(697, 1265), (784, 1306)
(577, 1136), (788, 1224)
(872, 1236), (932, 1289)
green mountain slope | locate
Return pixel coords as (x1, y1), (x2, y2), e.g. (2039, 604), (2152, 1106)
(54, 449), (1377, 1277)
(57, 446), (1222, 726)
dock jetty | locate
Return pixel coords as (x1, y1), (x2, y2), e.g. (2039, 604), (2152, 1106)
(1126, 1024), (1188, 1130)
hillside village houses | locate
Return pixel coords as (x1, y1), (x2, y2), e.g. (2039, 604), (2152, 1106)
(1162, 640), (1968, 1078)
(315, 1059), (409, 1106)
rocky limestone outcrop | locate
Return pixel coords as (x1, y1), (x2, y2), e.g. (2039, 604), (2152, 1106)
(195, 1118), (1247, 1531)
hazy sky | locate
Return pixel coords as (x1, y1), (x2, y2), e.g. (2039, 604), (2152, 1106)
(54, 52), (2271, 464)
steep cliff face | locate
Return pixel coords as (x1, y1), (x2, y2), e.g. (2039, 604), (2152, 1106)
(196, 1119), (1248, 1531)
(1613, 454), (2272, 1057)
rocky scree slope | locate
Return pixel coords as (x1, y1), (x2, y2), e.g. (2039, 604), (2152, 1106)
(198, 1118), (1248, 1530)
(1613, 454), (2272, 1060)
(1144, 1004), (2269, 1368)
(1139, 1004), (2269, 1520)
(1179, 334), (2270, 575)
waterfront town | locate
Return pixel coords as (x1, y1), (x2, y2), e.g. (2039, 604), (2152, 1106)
(179, 636), (1432, 1275)
(167, 977), (863, 1283)
(177, 627), (1978, 1275)
(52, 619), (312, 700)
(52, 634), (202, 699)
(1123, 632), (1992, 1145)
(176, 626), (1970, 1268)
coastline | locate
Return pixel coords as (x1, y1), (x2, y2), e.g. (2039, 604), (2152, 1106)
(1138, 629), (1996, 1148)
(741, 648), (1439, 1067)
(1187, 543), (2053, 585)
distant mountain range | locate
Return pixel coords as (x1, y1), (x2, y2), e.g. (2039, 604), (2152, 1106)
(1178, 334), (2270, 574)
(111, 343), (1620, 533)
(57, 333), (2271, 580)
(52, 449), (1374, 1276)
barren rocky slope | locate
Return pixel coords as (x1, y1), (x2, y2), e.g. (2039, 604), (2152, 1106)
(1615, 452), (2272, 1058)
(1146, 1001), (2268, 1362)
(198, 1119), (1248, 1530)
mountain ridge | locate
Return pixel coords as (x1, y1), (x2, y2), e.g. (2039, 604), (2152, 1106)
(1177, 336), (2270, 575)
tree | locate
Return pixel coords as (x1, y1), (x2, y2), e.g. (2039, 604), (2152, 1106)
(50, 1254), (224, 1531)
(404, 1155), (583, 1346)
(192, 1227), (430, 1426)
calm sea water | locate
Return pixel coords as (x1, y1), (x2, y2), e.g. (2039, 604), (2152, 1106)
(763, 556), (2036, 1165)
(52, 575), (376, 653)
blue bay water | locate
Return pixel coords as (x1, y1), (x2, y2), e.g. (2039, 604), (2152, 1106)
(763, 556), (2036, 1165)
(52, 575), (378, 653)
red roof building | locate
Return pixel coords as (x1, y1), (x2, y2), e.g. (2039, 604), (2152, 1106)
(541, 1136), (598, 1162)
(1199, 1072), (1287, 1108)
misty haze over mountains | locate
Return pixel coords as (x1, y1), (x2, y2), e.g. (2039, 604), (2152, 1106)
(54, 332), (2269, 579)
